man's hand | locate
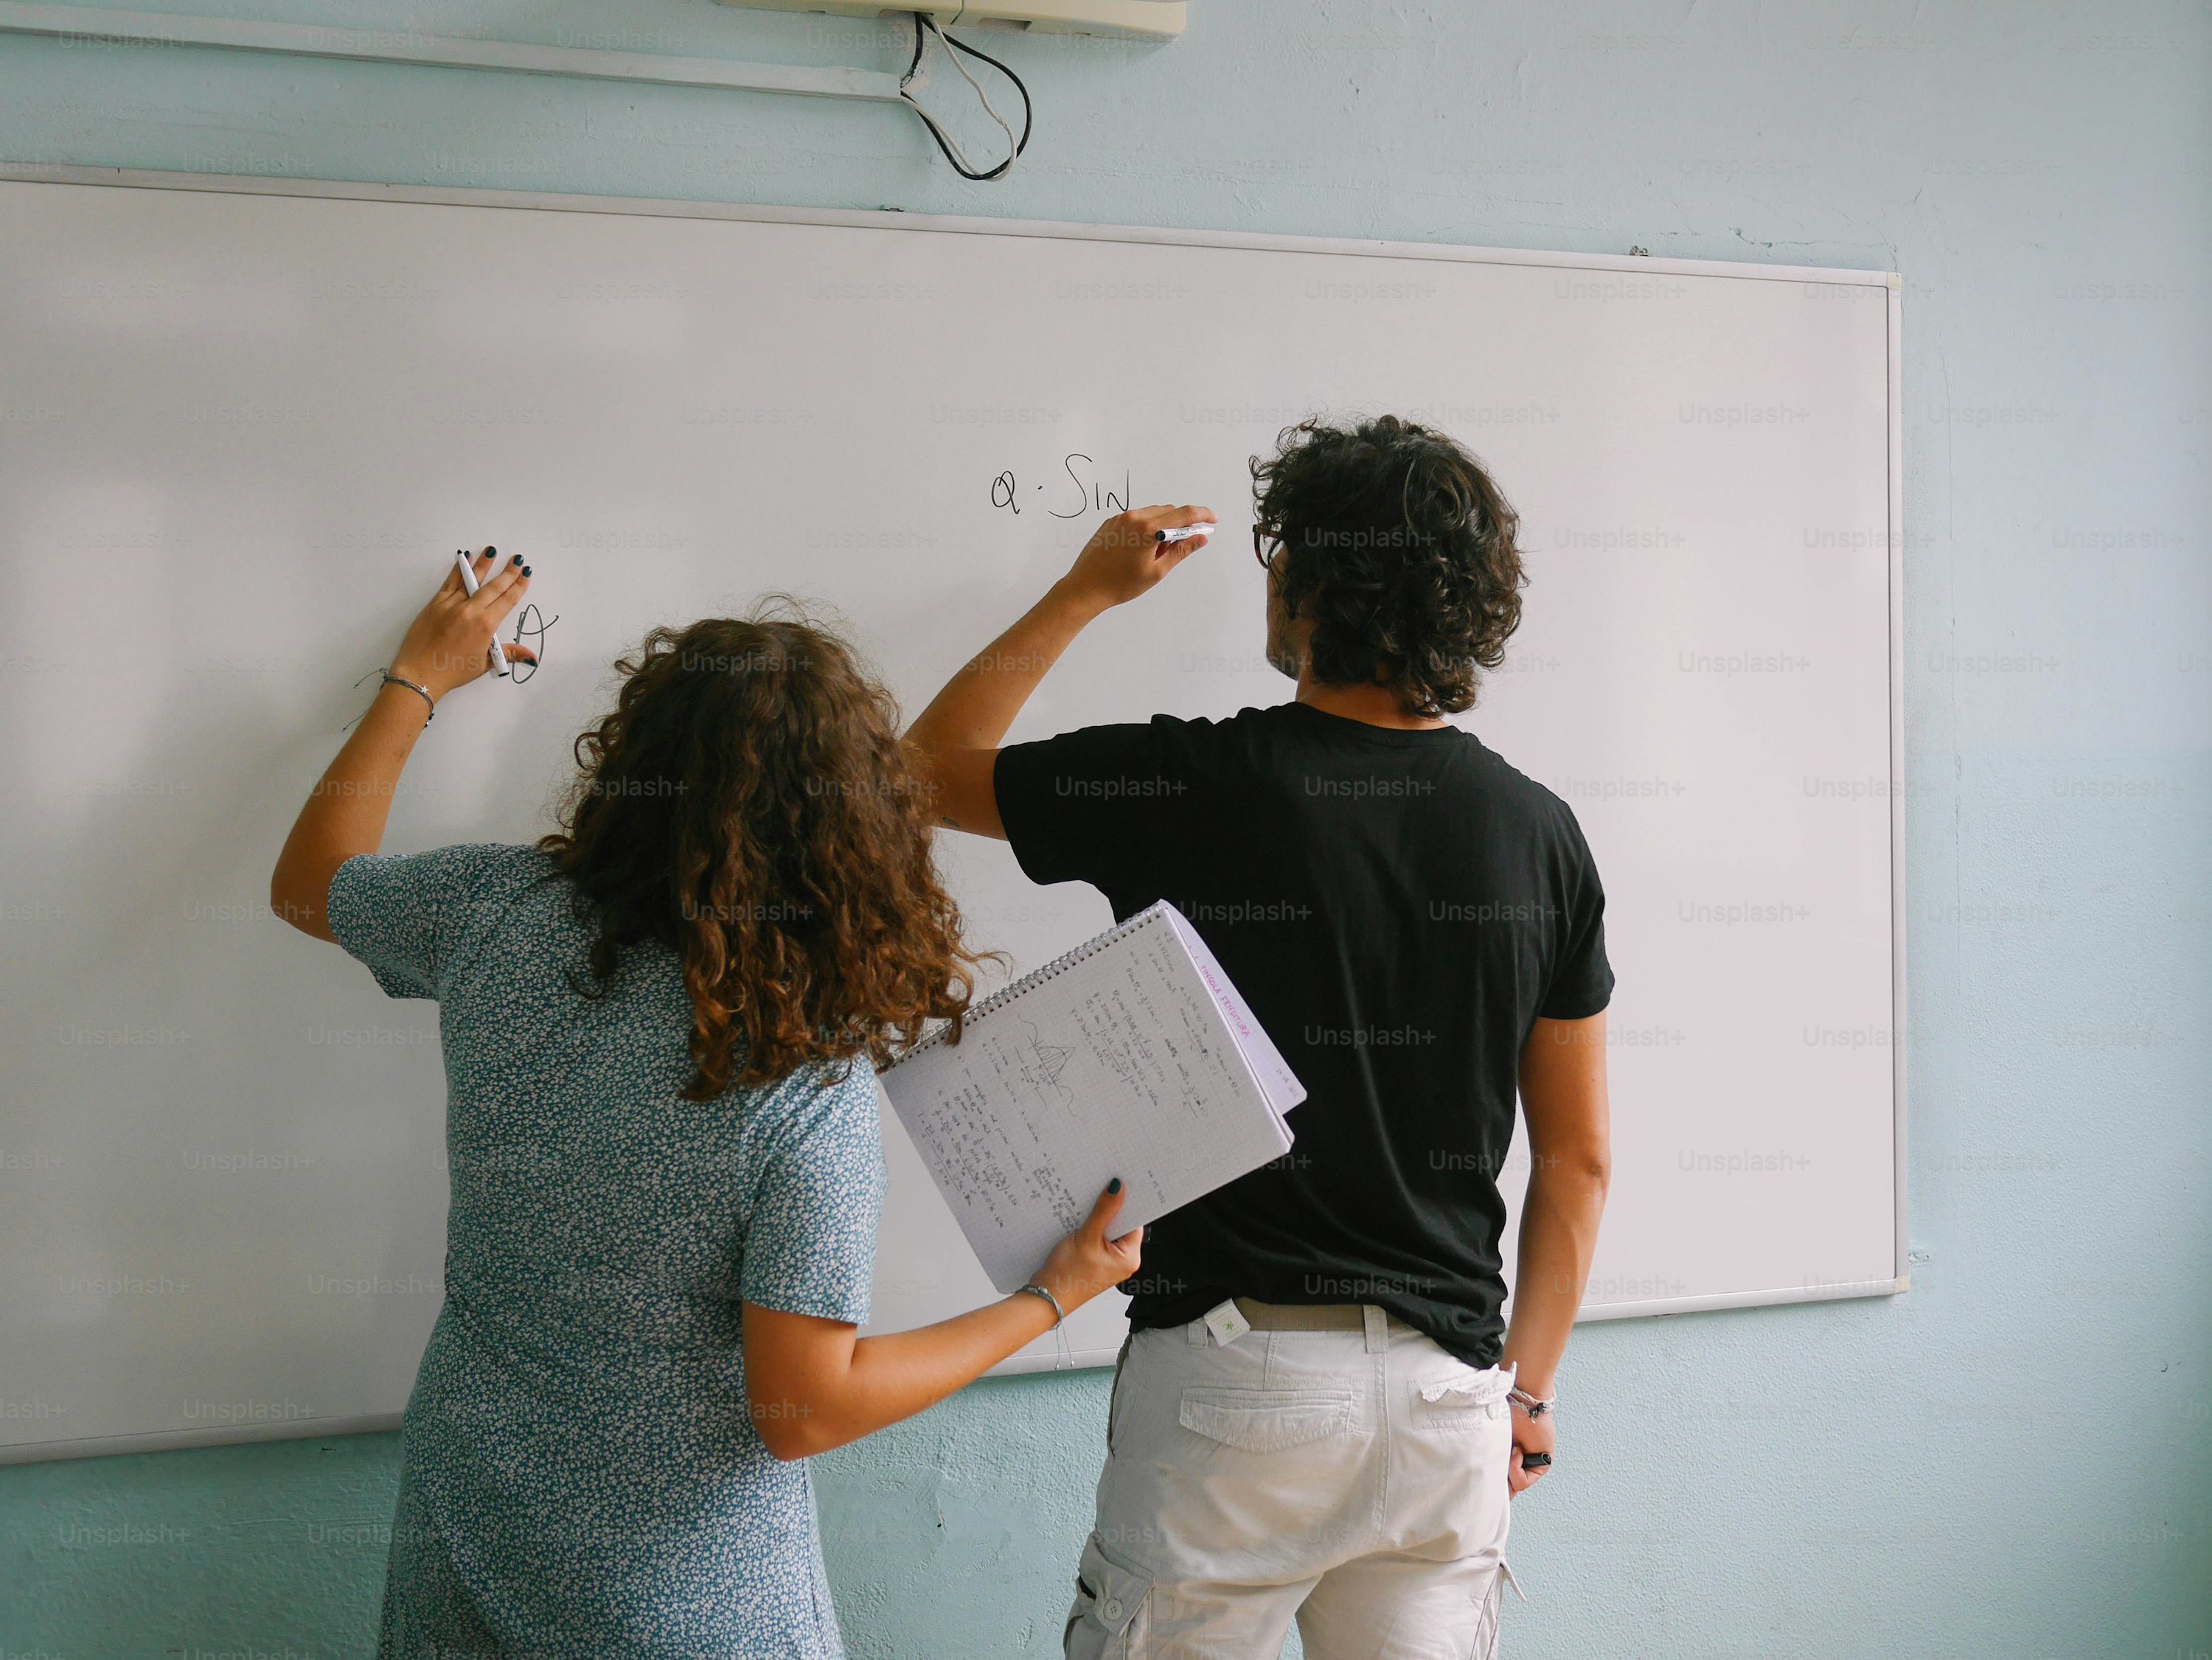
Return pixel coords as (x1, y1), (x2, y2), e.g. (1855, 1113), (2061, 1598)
(1507, 1399), (1554, 1496)
(1056, 506), (1218, 610)
(903, 503), (1217, 839)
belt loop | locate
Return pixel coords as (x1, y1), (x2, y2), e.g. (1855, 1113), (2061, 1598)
(1362, 1305), (1387, 1353)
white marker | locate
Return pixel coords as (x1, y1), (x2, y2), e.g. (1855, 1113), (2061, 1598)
(1154, 523), (1220, 545)
(453, 549), (512, 677)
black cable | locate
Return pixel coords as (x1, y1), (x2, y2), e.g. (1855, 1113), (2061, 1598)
(901, 10), (1033, 182)
(934, 16), (1034, 156)
(906, 13), (1031, 180)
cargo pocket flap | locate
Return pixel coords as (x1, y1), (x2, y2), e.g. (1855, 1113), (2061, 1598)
(1074, 1535), (1152, 1638)
(1179, 1387), (1354, 1452)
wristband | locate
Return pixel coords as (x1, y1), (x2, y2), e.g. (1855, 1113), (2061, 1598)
(380, 670), (435, 722)
(1015, 1283), (1065, 1328)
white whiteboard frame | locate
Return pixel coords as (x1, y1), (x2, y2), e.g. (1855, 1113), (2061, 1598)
(0, 163), (1907, 1461)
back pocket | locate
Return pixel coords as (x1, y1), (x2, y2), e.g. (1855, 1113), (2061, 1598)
(1178, 1387), (1355, 1453)
(1411, 1365), (1514, 1432)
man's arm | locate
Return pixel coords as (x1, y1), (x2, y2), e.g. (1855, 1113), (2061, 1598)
(1500, 1010), (1611, 1495)
(902, 505), (1217, 837)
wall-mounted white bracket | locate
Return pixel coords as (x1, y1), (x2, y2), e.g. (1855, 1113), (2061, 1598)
(0, 2), (908, 102)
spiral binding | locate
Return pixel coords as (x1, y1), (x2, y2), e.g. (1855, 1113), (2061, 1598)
(887, 902), (1172, 1067)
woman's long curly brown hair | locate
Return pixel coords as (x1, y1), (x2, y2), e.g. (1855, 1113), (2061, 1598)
(540, 603), (987, 1100)
(1253, 414), (1526, 716)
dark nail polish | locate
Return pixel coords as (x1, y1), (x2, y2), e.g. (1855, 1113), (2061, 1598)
(510, 554), (522, 565)
(1107, 1176), (1121, 1194)
(484, 545), (497, 557)
(521, 565), (532, 576)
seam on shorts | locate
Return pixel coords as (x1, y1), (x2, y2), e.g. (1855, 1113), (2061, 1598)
(1374, 1339), (1392, 1538)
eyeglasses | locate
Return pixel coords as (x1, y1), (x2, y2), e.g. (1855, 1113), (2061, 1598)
(1253, 526), (1281, 570)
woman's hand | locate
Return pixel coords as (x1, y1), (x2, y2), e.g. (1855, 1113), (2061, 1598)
(1032, 1179), (1145, 1313)
(389, 547), (536, 702)
(741, 1180), (1145, 1462)
(271, 548), (532, 941)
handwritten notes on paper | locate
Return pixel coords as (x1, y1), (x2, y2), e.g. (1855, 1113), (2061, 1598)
(880, 906), (1301, 1293)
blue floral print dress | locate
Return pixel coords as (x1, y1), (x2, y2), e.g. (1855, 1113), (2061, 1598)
(327, 843), (885, 1659)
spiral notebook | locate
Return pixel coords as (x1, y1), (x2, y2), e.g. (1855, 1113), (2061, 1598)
(877, 902), (1307, 1293)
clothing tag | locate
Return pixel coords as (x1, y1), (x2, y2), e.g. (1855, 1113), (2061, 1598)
(1200, 1300), (1251, 1346)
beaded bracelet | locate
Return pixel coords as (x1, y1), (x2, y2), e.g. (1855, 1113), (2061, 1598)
(1508, 1386), (1555, 1418)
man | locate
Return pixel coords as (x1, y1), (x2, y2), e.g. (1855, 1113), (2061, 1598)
(905, 415), (1613, 1660)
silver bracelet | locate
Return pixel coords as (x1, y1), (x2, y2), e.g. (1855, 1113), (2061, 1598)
(1015, 1283), (1066, 1328)
(1509, 1385), (1555, 1418)
(379, 670), (435, 722)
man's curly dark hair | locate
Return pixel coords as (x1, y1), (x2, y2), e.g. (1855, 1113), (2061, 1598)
(1252, 414), (1526, 716)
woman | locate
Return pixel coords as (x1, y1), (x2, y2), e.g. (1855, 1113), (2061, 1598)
(271, 550), (1140, 1659)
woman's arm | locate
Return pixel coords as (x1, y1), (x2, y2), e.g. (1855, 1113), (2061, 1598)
(741, 1182), (1141, 1460)
(271, 549), (533, 941)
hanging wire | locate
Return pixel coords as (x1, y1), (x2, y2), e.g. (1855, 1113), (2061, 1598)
(900, 10), (1033, 181)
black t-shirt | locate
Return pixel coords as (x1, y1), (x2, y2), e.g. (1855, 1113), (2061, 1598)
(992, 699), (1613, 1367)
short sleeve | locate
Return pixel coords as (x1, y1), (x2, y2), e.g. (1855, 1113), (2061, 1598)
(326, 843), (538, 1002)
(739, 1064), (887, 1325)
(1539, 813), (1615, 1020)
(993, 716), (1194, 893)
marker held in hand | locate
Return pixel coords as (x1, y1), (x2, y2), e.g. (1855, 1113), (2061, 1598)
(453, 548), (511, 678)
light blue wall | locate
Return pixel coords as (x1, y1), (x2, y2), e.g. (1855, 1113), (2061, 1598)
(3, 2), (2207, 1655)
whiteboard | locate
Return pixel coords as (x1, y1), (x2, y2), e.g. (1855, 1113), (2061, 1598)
(0, 169), (1905, 1462)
